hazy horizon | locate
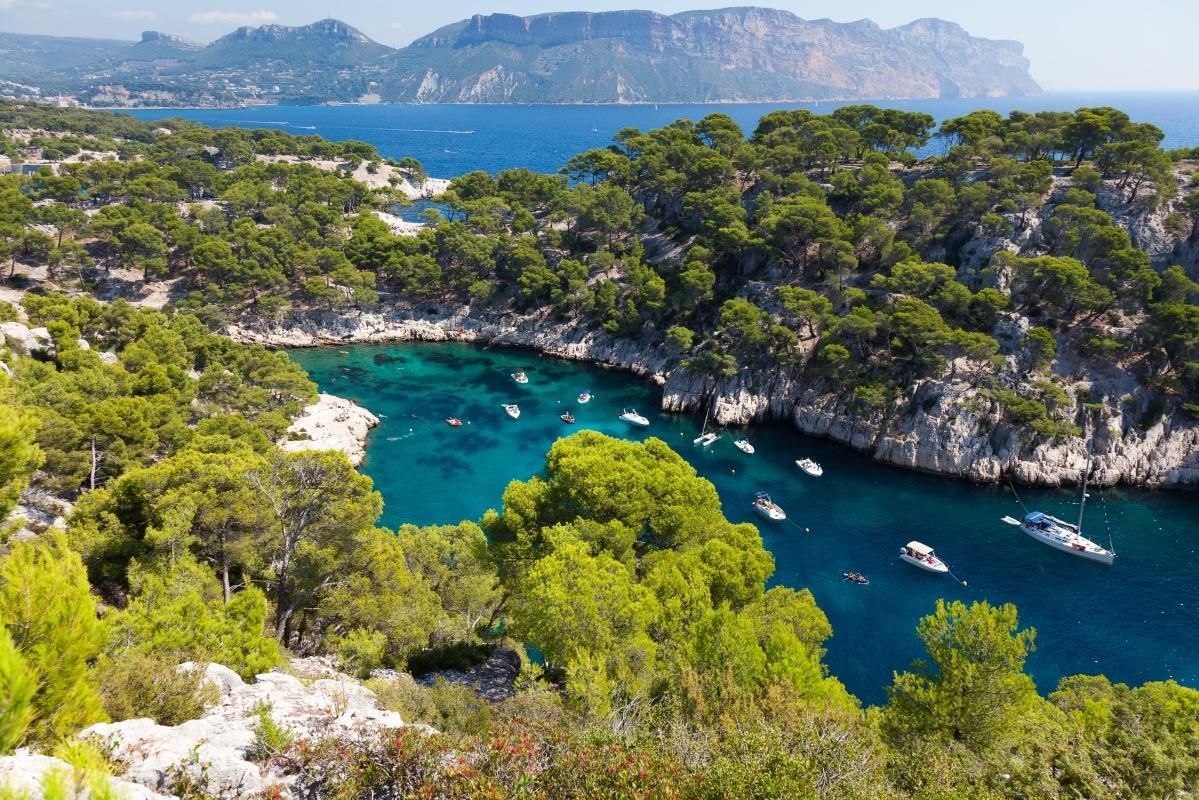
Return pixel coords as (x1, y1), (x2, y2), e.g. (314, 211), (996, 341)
(0, 0), (1193, 93)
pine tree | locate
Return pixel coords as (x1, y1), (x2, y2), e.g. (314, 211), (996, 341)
(0, 627), (36, 753)
(0, 533), (107, 744)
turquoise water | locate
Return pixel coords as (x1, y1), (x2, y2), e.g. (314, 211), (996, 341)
(291, 342), (1199, 706)
(126, 92), (1199, 177)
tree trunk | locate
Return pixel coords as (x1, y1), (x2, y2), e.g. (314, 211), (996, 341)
(89, 438), (99, 491)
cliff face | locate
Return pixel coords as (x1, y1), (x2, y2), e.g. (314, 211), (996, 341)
(386, 7), (1041, 103)
(225, 295), (1198, 490)
(0, 7), (1040, 106)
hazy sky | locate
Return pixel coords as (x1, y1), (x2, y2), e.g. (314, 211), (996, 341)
(1, 0), (1194, 91)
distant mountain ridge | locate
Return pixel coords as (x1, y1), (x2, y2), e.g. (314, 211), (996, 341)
(0, 8), (1041, 106)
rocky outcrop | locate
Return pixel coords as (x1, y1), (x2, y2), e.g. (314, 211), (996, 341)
(0, 751), (169, 799)
(281, 392), (379, 467)
(227, 300), (1198, 489)
(82, 662), (424, 799)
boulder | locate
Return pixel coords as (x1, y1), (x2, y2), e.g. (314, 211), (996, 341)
(82, 662), (418, 799)
(0, 751), (169, 799)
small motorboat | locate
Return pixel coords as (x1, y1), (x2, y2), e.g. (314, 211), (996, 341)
(502, 404), (521, 420)
(577, 390), (592, 404)
(843, 571), (869, 585)
(693, 431), (719, 448)
(511, 370), (529, 384)
(899, 541), (949, 574)
(619, 408), (650, 427)
(560, 412), (576, 424)
(445, 417), (463, 427)
(733, 438), (755, 454)
(752, 492), (786, 522)
(796, 458), (824, 477)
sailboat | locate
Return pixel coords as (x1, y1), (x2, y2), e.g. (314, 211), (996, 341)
(693, 402), (719, 447)
(1001, 465), (1115, 565)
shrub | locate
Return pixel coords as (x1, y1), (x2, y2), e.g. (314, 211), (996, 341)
(96, 652), (218, 726)
(368, 677), (492, 738)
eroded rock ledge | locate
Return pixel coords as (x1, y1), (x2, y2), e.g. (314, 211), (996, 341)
(226, 304), (1199, 489)
(281, 391), (380, 467)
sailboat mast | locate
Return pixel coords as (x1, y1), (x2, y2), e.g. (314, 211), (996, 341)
(1077, 461), (1090, 533)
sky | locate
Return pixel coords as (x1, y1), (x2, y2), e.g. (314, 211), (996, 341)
(0, 0), (1195, 91)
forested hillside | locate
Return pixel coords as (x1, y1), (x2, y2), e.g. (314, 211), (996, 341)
(0, 102), (1198, 798)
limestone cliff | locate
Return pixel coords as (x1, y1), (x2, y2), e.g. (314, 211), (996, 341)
(226, 293), (1198, 490)
(386, 8), (1041, 103)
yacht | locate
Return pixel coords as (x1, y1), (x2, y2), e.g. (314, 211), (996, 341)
(511, 370), (529, 384)
(502, 404), (521, 420)
(619, 408), (650, 427)
(1004, 511), (1115, 565)
(1001, 466), (1115, 565)
(733, 438), (755, 454)
(899, 541), (949, 573)
(796, 458), (824, 477)
(752, 492), (786, 522)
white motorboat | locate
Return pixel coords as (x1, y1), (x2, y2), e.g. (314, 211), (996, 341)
(693, 431), (719, 448)
(733, 438), (755, 454)
(796, 458), (823, 477)
(511, 371), (529, 384)
(619, 408), (650, 427)
(1001, 464), (1115, 565)
(502, 403), (521, 420)
(899, 541), (949, 574)
(753, 492), (786, 522)
(577, 390), (592, 404)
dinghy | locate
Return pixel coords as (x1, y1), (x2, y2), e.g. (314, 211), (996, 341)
(843, 571), (869, 585)
(619, 408), (650, 427)
(752, 492), (786, 522)
(502, 404), (521, 420)
(795, 458), (823, 477)
(733, 438), (755, 454)
(560, 412), (576, 424)
(445, 417), (462, 427)
(899, 541), (949, 574)
(577, 390), (592, 404)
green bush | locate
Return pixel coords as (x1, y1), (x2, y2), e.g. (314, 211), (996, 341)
(96, 652), (218, 725)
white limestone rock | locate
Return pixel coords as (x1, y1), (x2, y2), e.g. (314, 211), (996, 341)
(0, 751), (169, 799)
(82, 662), (415, 799)
(280, 392), (379, 467)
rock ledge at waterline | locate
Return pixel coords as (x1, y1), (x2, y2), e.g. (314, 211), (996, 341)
(227, 305), (1199, 489)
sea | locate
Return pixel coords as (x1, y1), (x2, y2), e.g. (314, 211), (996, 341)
(125, 92), (1199, 179)
(291, 343), (1199, 707)
(120, 94), (1199, 705)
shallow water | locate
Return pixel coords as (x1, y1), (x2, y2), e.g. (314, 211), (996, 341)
(291, 342), (1199, 706)
(127, 92), (1199, 177)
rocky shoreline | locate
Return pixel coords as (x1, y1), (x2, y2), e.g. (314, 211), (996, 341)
(226, 303), (1199, 490)
(281, 392), (380, 467)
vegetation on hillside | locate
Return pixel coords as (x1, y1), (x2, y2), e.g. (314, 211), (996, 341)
(0, 104), (1197, 797)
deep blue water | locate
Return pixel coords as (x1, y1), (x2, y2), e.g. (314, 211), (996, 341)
(126, 92), (1199, 178)
(291, 342), (1199, 706)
